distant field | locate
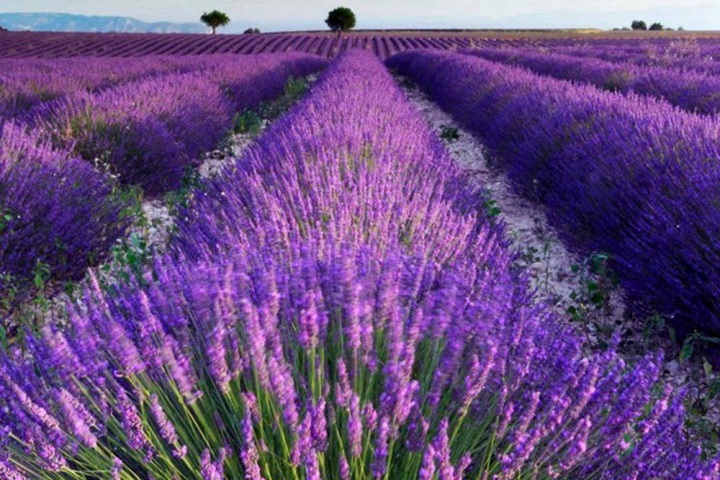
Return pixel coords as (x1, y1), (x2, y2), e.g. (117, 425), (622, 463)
(1, 29), (719, 58)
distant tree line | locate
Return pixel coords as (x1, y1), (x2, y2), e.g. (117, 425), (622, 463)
(0, 25), (7, 32)
(630, 20), (668, 31)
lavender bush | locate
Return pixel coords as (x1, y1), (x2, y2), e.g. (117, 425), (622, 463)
(0, 50), (714, 479)
(1, 239), (713, 479)
(30, 55), (326, 196)
(467, 47), (720, 116)
(32, 72), (233, 196)
(0, 123), (128, 286)
(388, 49), (720, 337)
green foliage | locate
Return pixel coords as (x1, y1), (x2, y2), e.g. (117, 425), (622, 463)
(679, 331), (720, 364)
(0, 208), (13, 233)
(200, 10), (230, 34)
(643, 313), (667, 341)
(260, 76), (309, 119)
(684, 357), (720, 457)
(32, 260), (51, 291)
(566, 252), (619, 326)
(439, 124), (460, 142)
(482, 198), (501, 219)
(233, 76), (309, 135)
(233, 110), (263, 134)
(325, 7), (356, 33)
(166, 166), (203, 215)
(0, 272), (19, 314)
(114, 184), (145, 228)
(101, 232), (150, 285)
(649, 22), (664, 31)
(631, 20), (648, 31)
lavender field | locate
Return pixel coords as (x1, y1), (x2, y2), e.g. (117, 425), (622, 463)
(2, 30), (720, 479)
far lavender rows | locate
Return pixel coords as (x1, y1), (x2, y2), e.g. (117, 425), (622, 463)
(0, 56), (236, 124)
(549, 42), (720, 75)
(0, 50), (713, 479)
(467, 47), (720, 116)
(0, 30), (532, 59)
(0, 53), (325, 293)
(28, 54), (325, 195)
(388, 49), (720, 337)
(5, 30), (720, 66)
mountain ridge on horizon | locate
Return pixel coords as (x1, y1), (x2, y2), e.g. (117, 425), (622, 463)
(0, 12), (206, 33)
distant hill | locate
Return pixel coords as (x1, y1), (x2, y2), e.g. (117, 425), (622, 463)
(0, 12), (206, 33)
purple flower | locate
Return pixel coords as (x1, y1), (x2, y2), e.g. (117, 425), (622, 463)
(200, 448), (225, 480)
(149, 394), (185, 457)
(240, 412), (263, 480)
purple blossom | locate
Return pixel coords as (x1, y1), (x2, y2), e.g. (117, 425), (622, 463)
(149, 394), (184, 457)
(200, 448), (225, 480)
(240, 412), (263, 480)
(0, 123), (127, 287)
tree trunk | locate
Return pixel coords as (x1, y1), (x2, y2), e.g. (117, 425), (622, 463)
(212, 26), (216, 34)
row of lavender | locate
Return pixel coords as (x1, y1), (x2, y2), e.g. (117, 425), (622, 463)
(468, 47), (720, 116)
(0, 50), (714, 479)
(388, 49), (720, 337)
(0, 31), (532, 59)
(0, 54), (325, 292)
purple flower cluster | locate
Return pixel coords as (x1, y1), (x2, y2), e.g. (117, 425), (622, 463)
(28, 54), (325, 196)
(467, 47), (720, 115)
(388, 49), (720, 337)
(0, 50), (715, 479)
(0, 123), (128, 284)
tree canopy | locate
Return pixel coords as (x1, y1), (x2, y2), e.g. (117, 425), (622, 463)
(200, 10), (230, 34)
(649, 22), (664, 31)
(631, 20), (648, 31)
(325, 7), (356, 35)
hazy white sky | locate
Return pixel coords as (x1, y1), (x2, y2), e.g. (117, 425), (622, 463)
(1, 0), (718, 31)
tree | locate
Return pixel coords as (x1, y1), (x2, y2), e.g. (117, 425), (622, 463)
(200, 10), (230, 34)
(244, 27), (261, 34)
(631, 20), (648, 31)
(649, 22), (664, 31)
(325, 7), (356, 37)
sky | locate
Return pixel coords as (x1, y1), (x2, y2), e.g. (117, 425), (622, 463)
(1, 0), (718, 32)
